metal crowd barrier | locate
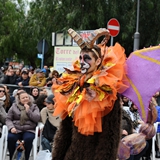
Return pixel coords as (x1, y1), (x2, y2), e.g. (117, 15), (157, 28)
(3, 84), (52, 95)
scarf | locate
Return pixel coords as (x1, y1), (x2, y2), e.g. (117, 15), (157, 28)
(17, 104), (29, 125)
(47, 109), (54, 114)
(0, 95), (6, 101)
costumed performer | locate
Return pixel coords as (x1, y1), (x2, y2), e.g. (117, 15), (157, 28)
(52, 28), (128, 160)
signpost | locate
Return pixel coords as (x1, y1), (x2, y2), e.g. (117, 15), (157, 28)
(107, 18), (120, 46)
(37, 39), (49, 69)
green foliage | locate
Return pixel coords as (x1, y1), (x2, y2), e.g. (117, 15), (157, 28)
(0, 0), (160, 66)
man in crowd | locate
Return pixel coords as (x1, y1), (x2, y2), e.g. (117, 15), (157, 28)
(16, 70), (30, 87)
(29, 69), (46, 87)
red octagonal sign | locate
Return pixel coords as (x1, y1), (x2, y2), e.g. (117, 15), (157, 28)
(107, 18), (120, 37)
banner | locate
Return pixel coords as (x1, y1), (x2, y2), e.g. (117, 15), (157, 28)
(54, 46), (80, 73)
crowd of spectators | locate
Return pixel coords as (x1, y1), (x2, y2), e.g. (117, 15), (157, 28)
(0, 64), (60, 90)
(0, 83), (61, 159)
(0, 63), (62, 159)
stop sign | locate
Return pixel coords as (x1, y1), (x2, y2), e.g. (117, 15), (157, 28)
(107, 18), (120, 37)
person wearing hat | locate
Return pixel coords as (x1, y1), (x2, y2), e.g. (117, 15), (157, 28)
(16, 70), (30, 87)
(29, 69), (46, 87)
(40, 94), (61, 152)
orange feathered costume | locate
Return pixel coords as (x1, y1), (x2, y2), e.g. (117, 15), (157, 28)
(52, 42), (128, 136)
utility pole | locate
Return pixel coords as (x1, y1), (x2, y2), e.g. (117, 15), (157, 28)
(133, 0), (140, 51)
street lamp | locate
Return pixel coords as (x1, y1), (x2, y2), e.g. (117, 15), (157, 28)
(133, 0), (140, 51)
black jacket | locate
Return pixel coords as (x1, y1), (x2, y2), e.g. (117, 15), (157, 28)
(2, 75), (17, 84)
(15, 77), (30, 86)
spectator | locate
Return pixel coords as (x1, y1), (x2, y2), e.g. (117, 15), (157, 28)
(6, 91), (40, 160)
(29, 69), (46, 87)
(123, 103), (152, 160)
(151, 96), (160, 158)
(2, 85), (13, 112)
(3, 85), (10, 94)
(15, 69), (21, 79)
(0, 97), (7, 137)
(123, 103), (144, 133)
(2, 68), (17, 84)
(16, 70), (30, 87)
(39, 87), (48, 96)
(10, 88), (25, 106)
(43, 65), (50, 78)
(46, 70), (59, 87)
(120, 99), (149, 160)
(46, 72), (53, 87)
(122, 95), (131, 107)
(41, 94), (61, 152)
(52, 70), (59, 78)
(7, 65), (13, 70)
(0, 67), (5, 83)
(154, 91), (160, 106)
(0, 85), (10, 112)
(35, 94), (47, 111)
(18, 63), (24, 70)
(30, 87), (40, 101)
(28, 67), (34, 78)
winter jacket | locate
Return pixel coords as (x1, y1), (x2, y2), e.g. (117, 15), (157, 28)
(2, 75), (17, 84)
(15, 77), (30, 86)
(6, 102), (40, 133)
(29, 74), (46, 87)
(0, 102), (7, 136)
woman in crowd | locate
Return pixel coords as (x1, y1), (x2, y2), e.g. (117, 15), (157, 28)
(30, 87), (40, 101)
(46, 70), (59, 87)
(15, 68), (21, 79)
(0, 95), (7, 137)
(0, 85), (10, 112)
(6, 91), (40, 160)
(41, 94), (61, 152)
(35, 94), (47, 111)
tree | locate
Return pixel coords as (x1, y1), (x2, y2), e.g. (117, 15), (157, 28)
(0, 0), (24, 64)
(0, 0), (160, 67)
